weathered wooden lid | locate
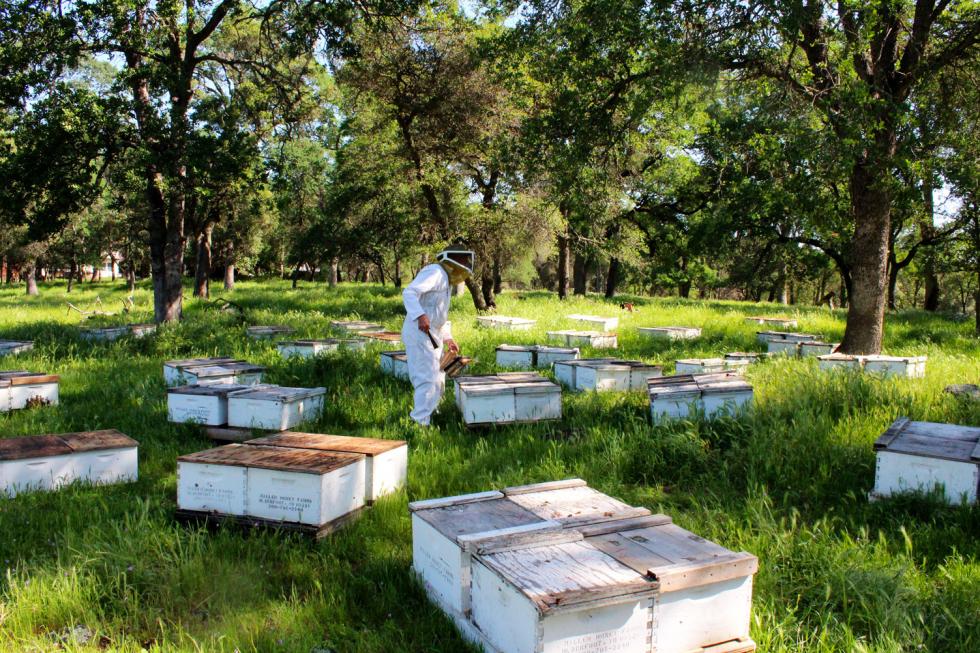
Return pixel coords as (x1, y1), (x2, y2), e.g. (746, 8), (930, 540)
(81, 326), (130, 333)
(503, 481), (635, 524)
(381, 350), (407, 361)
(874, 417), (980, 463)
(641, 326), (699, 333)
(360, 331), (401, 341)
(331, 320), (383, 331)
(59, 429), (138, 452)
(246, 431), (406, 456)
(862, 354), (927, 363)
(0, 435), (73, 460)
(186, 362), (266, 377)
(699, 377), (753, 395)
(178, 443), (363, 474)
(246, 325), (293, 334)
(228, 386), (326, 402)
(278, 339), (340, 346)
(676, 358), (726, 366)
(167, 383), (258, 397)
(496, 344), (534, 352)
(725, 352), (768, 360)
(818, 353), (867, 362)
(455, 372), (548, 386)
(547, 330), (612, 337)
(0, 340), (32, 348)
(411, 491), (544, 538)
(535, 345), (579, 354)
(0, 371), (59, 385)
(164, 357), (240, 369)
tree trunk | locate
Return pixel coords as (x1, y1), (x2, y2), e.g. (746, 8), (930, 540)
(481, 272), (497, 309)
(572, 253), (588, 295)
(193, 224), (213, 299)
(557, 231), (571, 300)
(464, 276), (488, 310)
(224, 263), (235, 291)
(605, 258), (621, 299)
(127, 266), (136, 293)
(493, 256), (502, 295)
(839, 157), (891, 354)
(67, 259), (77, 293)
(394, 256), (402, 288)
(921, 181), (940, 311)
(887, 253), (899, 311)
(328, 258), (339, 287)
(778, 263), (789, 304)
(25, 261), (38, 296)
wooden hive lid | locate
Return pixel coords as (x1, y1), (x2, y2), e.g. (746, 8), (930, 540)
(0, 370), (59, 385)
(229, 385), (326, 402)
(247, 325), (293, 333)
(164, 357), (240, 369)
(178, 443), (363, 474)
(410, 490), (545, 539)
(698, 377), (753, 395)
(360, 331), (400, 341)
(0, 435), (73, 460)
(818, 352), (866, 362)
(167, 383), (258, 397)
(535, 345), (579, 354)
(332, 320), (382, 330)
(503, 481), (642, 527)
(0, 340), (32, 347)
(862, 354), (927, 363)
(82, 325), (130, 333)
(512, 380), (560, 395)
(725, 352), (766, 359)
(381, 350), (407, 360)
(247, 431), (406, 456)
(873, 417), (980, 463)
(799, 340), (837, 347)
(187, 362), (266, 377)
(279, 338), (340, 346)
(583, 517), (759, 593)
(676, 358), (726, 366)
(59, 429), (139, 452)
(496, 344), (534, 352)
(476, 539), (656, 614)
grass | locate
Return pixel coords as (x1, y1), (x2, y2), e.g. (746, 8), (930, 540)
(0, 278), (978, 653)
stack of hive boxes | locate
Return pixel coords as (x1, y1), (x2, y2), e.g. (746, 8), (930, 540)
(648, 372), (753, 420)
(0, 370), (59, 412)
(411, 479), (758, 653)
(554, 359), (662, 391)
(0, 340), (33, 355)
(454, 373), (562, 425)
(495, 344), (580, 369)
(818, 354), (927, 378)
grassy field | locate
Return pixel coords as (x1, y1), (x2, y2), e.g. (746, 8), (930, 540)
(0, 279), (978, 653)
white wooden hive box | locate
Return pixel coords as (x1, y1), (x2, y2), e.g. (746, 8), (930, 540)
(496, 345), (537, 369)
(548, 330), (618, 349)
(182, 362), (266, 386)
(699, 377), (754, 418)
(862, 355), (927, 378)
(79, 326), (132, 342)
(129, 324), (157, 338)
(380, 351), (410, 380)
(559, 360), (662, 392)
(454, 374), (561, 425)
(798, 342), (839, 357)
(167, 383), (258, 426)
(246, 431), (407, 503)
(817, 353), (866, 372)
(725, 352), (771, 363)
(0, 340), (34, 355)
(246, 325), (294, 339)
(468, 514), (758, 653)
(0, 430), (138, 497)
(0, 371), (60, 411)
(227, 386), (326, 430)
(872, 417), (980, 504)
(178, 444), (366, 526)
(675, 359), (748, 375)
(163, 357), (240, 386)
(766, 339), (802, 355)
(278, 338), (365, 358)
(756, 331), (819, 344)
(745, 316), (798, 328)
(567, 314), (620, 331)
(409, 478), (647, 616)
(331, 320), (384, 333)
(648, 376), (703, 420)
(477, 316), (537, 330)
(637, 327), (701, 340)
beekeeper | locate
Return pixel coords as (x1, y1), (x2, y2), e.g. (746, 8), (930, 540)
(401, 245), (474, 426)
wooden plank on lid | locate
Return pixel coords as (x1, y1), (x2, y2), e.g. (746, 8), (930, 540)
(59, 429), (138, 452)
(413, 494), (542, 538)
(0, 435), (73, 461)
(502, 478), (587, 495)
(874, 417), (911, 450)
(179, 443), (361, 475)
(0, 371), (59, 385)
(247, 431), (406, 456)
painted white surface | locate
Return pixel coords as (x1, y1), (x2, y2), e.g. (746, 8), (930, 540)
(799, 342), (837, 357)
(167, 393), (228, 426)
(470, 558), (547, 653)
(177, 462), (247, 515)
(766, 340), (801, 355)
(638, 327), (700, 340)
(650, 395), (699, 420)
(576, 365), (631, 392)
(702, 390), (753, 418)
(553, 361), (578, 388)
(496, 348), (535, 369)
(366, 446), (409, 502)
(874, 450), (978, 504)
(8, 382), (59, 410)
(246, 458), (365, 526)
(655, 576), (753, 653)
(567, 315), (620, 331)
(536, 348), (581, 367)
(514, 387), (562, 422)
(460, 387), (517, 424)
(864, 357), (927, 378)
(227, 392), (324, 430)
(412, 514), (468, 614)
(0, 454), (74, 497)
(70, 448), (138, 487)
(542, 599), (651, 653)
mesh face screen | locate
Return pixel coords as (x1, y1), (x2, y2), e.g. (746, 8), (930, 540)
(438, 249), (474, 273)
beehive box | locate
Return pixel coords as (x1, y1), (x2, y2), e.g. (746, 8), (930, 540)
(409, 478), (647, 615)
(863, 355), (927, 378)
(181, 362), (266, 386)
(454, 374), (562, 425)
(725, 352), (771, 363)
(745, 316), (798, 329)
(163, 357), (240, 386)
(246, 325), (294, 339)
(331, 320), (384, 333)
(675, 358), (750, 375)
(167, 384), (258, 426)
(817, 353), (867, 372)
(0, 340), (34, 355)
(277, 338), (366, 358)
(466, 515), (758, 653)
(798, 341), (839, 357)
(766, 339), (802, 355)
(177, 444), (366, 528)
(246, 432), (407, 503)
(0, 430), (138, 497)
(0, 371), (60, 411)
(567, 314), (620, 331)
(360, 331), (402, 345)
(637, 326), (701, 340)
(554, 359), (662, 392)
(756, 331), (820, 344)
(79, 326), (132, 342)
(477, 316), (537, 330)
(872, 417), (980, 504)
(129, 324), (157, 338)
(227, 386), (326, 431)
(548, 330), (618, 349)
(649, 373), (752, 420)
(946, 384), (980, 401)
(496, 345), (580, 369)
(380, 350), (410, 380)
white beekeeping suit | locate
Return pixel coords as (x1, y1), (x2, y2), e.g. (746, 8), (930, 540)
(401, 263), (454, 426)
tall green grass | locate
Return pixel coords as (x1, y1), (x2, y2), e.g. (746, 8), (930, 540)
(0, 279), (977, 652)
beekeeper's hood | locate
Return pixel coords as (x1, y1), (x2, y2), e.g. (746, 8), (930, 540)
(436, 245), (475, 278)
